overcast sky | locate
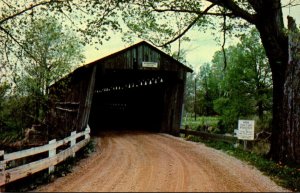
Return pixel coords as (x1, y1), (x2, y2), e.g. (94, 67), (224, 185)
(82, 2), (300, 72)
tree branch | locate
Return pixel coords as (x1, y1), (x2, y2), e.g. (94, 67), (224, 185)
(222, 8), (227, 70)
(150, 6), (236, 18)
(281, 0), (300, 8)
(206, 12), (235, 17)
(0, 0), (64, 25)
(159, 3), (216, 47)
(147, 2), (238, 18)
(150, 7), (201, 14)
(1, 0), (14, 8)
(0, 26), (38, 64)
(207, 0), (257, 24)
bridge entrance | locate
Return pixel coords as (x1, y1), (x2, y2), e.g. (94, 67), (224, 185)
(48, 41), (192, 138)
(90, 70), (164, 132)
(89, 70), (175, 133)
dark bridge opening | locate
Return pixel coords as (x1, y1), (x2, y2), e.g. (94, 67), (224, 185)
(89, 70), (174, 133)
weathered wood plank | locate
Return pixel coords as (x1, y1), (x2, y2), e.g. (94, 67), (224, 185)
(48, 139), (56, 174)
(55, 102), (80, 105)
(179, 129), (237, 143)
(70, 131), (76, 157)
(0, 150), (4, 173)
(2, 130), (87, 163)
(55, 107), (78, 113)
(3, 143), (56, 163)
(85, 126), (90, 139)
(0, 138), (89, 186)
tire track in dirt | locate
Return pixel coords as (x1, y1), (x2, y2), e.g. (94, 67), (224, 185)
(141, 134), (188, 192)
(36, 131), (289, 192)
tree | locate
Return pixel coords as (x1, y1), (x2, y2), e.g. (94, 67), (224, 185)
(210, 29), (272, 132)
(23, 17), (84, 93)
(234, 29), (272, 120)
(118, 0), (300, 164)
(0, 0), (120, 128)
(18, 17), (84, 121)
(0, 82), (9, 130)
(0, 0), (121, 70)
(196, 63), (219, 116)
(183, 72), (196, 116)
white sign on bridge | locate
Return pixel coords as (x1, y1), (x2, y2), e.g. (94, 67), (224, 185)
(237, 120), (255, 140)
(142, 61), (158, 68)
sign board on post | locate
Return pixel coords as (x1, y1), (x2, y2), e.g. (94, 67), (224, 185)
(237, 120), (255, 140)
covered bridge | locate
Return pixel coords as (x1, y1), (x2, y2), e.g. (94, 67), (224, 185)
(47, 41), (192, 138)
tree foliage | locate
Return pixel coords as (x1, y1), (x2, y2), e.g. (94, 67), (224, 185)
(186, 29), (273, 132)
(0, 0), (121, 68)
(0, 16), (84, 132)
(21, 17), (84, 95)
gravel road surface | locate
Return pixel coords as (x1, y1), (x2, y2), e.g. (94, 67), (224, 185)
(36, 131), (288, 192)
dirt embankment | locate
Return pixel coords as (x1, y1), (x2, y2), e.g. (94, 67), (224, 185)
(36, 131), (288, 192)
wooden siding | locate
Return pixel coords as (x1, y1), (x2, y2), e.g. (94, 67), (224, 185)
(47, 41), (192, 136)
(99, 42), (190, 73)
(47, 66), (96, 139)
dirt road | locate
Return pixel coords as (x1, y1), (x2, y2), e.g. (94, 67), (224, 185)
(36, 131), (287, 192)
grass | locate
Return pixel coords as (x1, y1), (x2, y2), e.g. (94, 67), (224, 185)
(181, 116), (219, 131)
(0, 129), (22, 143)
(184, 135), (300, 192)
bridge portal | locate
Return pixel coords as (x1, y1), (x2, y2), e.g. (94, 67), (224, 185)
(47, 41), (192, 138)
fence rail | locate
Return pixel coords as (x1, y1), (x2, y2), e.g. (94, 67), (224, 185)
(0, 126), (91, 187)
(179, 128), (237, 143)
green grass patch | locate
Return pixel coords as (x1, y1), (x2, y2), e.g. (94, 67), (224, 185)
(185, 135), (300, 192)
(0, 129), (23, 150)
(182, 116), (220, 132)
(0, 129), (22, 141)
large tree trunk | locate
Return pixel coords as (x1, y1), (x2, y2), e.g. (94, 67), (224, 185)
(254, 1), (300, 164)
(282, 17), (300, 164)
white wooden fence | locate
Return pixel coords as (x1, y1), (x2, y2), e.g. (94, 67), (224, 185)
(0, 126), (91, 187)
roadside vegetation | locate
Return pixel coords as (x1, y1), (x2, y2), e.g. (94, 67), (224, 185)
(182, 29), (273, 154)
(183, 29), (272, 136)
(182, 116), (219, 133)
(0, 17), (84, 149)
(183, 135), (299, 192)
(181, 28), (299, 191)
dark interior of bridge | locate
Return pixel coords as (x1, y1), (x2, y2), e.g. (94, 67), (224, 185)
(89, 69), (174, 133)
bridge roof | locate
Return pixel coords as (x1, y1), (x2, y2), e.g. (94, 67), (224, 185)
(76, 40), (192, 74)
(51, 41), (193, 88)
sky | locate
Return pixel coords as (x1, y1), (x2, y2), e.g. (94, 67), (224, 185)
(82, 1), (300, 73)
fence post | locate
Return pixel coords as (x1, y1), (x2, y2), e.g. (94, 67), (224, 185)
(70, 131), (76, 157)
(184, 125), (188, 138)
(85, 126), (90, 140)
(0, 150), (4, 170)
(48, 139), (56, 174)
(243, 140), (247, 151)
(0, 150), (5, 192)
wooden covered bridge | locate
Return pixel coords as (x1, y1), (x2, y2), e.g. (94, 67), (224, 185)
(47, 41), (192, 138)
